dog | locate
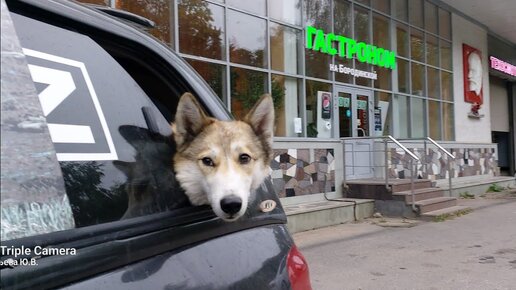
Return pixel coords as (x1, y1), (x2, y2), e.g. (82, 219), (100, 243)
(172, 93), (274, 221)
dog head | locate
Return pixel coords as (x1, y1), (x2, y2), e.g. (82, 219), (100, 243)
(172, 93), (274, 221)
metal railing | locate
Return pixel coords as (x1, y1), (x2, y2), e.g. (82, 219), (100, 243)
(399, 137), (456, 197)
(341, 135), (420, 211)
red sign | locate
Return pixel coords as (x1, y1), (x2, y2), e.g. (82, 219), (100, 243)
(462, 44), (483, 105)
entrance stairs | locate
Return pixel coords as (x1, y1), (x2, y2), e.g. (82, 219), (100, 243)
(344, 178), (470, 219)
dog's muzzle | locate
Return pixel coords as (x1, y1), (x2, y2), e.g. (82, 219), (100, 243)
(220, 195), (242, 216)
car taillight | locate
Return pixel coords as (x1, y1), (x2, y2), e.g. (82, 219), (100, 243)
(287, 244), (312, 290)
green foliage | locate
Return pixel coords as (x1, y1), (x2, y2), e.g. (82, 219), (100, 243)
(459, 191), (475, 199)
(486, 183), (505, 193)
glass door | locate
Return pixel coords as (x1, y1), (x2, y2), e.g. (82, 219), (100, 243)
(334, 86), (373, 138)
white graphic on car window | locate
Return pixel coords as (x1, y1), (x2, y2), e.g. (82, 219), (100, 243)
(23, 48), (118, 161)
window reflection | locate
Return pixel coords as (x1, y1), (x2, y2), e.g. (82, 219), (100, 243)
(228, 10), (267, 68)
(439, 8), (451, 40)
(372, 0), (390, 15)
(441, 71), (453, 101)
(305, 80), (331, 138)
(186, 59), (226, 102)
(424, 1), (438, 35)
(440, 40), (452, 70)
(115, 0), (174, 46)
(427, 67), (440, 99)
(304, 0), (331, 80)
(269, 0), (301, 25)
(230, 67), (268, 120)
(426, 35), (439, 67)
(443, 102), (454, 140)
(408, 0), (423, 29)
(396, 94), (409, 138)
(272, 75), (302, 137)
(374, 91), (392, 135)
(396, 22), (409, 58)
(411, 62), (425, 96)
(270, 23), (301, 74)
(397, 59), (409, 93)
(178, 0), (225, 60)
(334, 0), (351, 36)
(228, 0), (266, 16)
(393, 0), (408, 22)
(410, 28), (424, 62)
(354, 6), (370, 43)
(428, 100), (441, 140)
(411, 97), (425, 138)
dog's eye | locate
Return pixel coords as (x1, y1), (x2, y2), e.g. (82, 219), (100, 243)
(239, 154), (251, 164)
(201, 157), (215, 167)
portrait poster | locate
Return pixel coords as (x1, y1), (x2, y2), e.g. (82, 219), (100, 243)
(462, 43), (483, 105)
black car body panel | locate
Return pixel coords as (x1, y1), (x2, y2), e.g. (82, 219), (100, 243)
(1, 0), (297, 289)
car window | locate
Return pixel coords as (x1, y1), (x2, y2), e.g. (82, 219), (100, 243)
(4, 13), (191, 233)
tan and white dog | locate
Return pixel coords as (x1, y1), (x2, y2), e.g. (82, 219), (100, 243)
(172, 93), (274, 221)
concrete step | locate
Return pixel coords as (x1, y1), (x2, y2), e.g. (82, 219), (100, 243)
(415, 197), (458, 214)
(420, 205), (472, 221)
(393, 187), (445, 203)
(391, 180), (433, 193)
(284, 198), (375, 234)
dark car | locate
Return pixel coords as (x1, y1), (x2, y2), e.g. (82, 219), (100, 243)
(0, 0), (311, 289)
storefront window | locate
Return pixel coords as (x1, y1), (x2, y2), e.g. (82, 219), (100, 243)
(428, 100), (441, 140)
(374, 91), (392, 135)
(356, 0), (370, 6)
(305, 80), (332, 138)
(372, 0), (390, 15)
(408, 0), (423, 29)
(178, 0), (225, 60)
(186, 59), (226, 102)
(375, 67), (391, 90)
(335, 57), (353, 84)
(230, 67), (268, 119)
(270, 23), (301, 74)
(227, 0), (266, 16)
(443, 102), (454, 140)
(354, 6), (370, 43)
(396, 22), (409, 58)
(373, 13), (389, 49)
(411, 62), (425, 96)
(440, 40), (452, 70)
(441, 71), (453, 101)
(410, 28), (424, 62)
(427, 67), (440, 99)
(439, 8), (451, 40)
(426, 35), (439, 67)
(397, 58), (410, 93)
(411, 97), (425, 138)
(272, 75), (302, 137)
(393, 0), (408, 22)
(334, 0), (352, 36)
(395, 94), (409, 138)
(115, 0), (174, 46)
(269, 0), (301, 26)
(228, 10), (267, 68)
(424, 1), (438, 35)
(304, 0), (331, 80)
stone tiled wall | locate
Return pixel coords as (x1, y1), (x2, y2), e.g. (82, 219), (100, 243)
(389, 146), (499, 180)
(271, 149), (336, 198)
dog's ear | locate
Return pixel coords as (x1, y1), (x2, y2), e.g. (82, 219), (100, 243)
(244, 94), (274, 154)
(172, 93), (211, 147)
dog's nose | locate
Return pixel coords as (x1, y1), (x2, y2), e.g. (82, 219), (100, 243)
(220, 195), (242, 215)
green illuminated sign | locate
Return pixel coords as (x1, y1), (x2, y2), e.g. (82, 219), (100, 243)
(306, 26), (397, 70)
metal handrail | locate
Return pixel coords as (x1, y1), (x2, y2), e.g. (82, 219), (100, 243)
(398, 137), (456, 196)
(341, 135), (420, 212)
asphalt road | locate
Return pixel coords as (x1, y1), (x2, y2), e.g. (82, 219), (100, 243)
(294, 197), (516, 290)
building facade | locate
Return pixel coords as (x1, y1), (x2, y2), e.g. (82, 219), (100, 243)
(80, 0), (515, 199)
